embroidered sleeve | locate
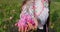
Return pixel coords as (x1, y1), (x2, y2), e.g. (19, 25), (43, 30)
(20, 5), (27, 18)
(44, 0), (49, 8)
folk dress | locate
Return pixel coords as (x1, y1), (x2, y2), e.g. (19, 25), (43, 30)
(20, 0), (49, 29)
(34, 0), (49, 29)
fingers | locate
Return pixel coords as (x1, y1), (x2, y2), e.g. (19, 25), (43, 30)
(34, 17), (38, 26)
(21, 26), (24, 32)
(17, 19), (38, 32)
(18, 26), (24, 32)
(27, 22), (34, 30)
(27, 22), (31, 30)
(18, 26), (28, 32)
(33, 17), (38, 28)
(18, 27), (21, 32)
(25, 26), (28, 32)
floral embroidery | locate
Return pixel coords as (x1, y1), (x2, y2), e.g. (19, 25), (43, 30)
(15, 12), (35, 28)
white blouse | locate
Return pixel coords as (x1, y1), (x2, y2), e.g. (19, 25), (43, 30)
(35, 0), (49, 25)
(20, 0), (49, 29)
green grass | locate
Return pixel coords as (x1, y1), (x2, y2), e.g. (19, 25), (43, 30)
(50, 1), (60, 32)
(0, 0), (23, 32)
(0, 0), (60, 32)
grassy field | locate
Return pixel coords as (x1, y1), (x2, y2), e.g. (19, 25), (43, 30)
(0, 0), (60, 32)
(49, 1), (60, 32)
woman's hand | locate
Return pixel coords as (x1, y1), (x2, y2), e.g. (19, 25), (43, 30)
(15, 17), (38, 32)
(33, 17), (38, 29)
(15, 23), (28, 32)
(27, 17), (38, 30)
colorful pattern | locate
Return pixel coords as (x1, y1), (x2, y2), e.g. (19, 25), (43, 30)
(15, 12), (35, 28)
(15, 0), (49, 29)
(32, 0), (49, 16)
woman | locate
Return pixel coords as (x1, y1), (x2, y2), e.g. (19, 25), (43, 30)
(16, 0), (50, 32)
(15, 0), (38, 32)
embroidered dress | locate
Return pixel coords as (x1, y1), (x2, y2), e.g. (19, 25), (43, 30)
(29, 0), (49, 29)
(16, 13), (35, 28)
(15, 5), (35, 29)
(15, 0), (49, 30)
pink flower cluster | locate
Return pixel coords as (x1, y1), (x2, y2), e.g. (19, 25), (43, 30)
(15, 13), (35, 28)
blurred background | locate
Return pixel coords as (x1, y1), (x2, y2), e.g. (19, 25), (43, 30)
(0, 0), (60, 32)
